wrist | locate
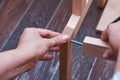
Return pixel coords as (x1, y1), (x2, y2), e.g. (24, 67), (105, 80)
(16, 47), (37, 59)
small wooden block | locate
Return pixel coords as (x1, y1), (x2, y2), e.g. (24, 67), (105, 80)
(82, 36), (117, 61)
(96, 0), (120, 32)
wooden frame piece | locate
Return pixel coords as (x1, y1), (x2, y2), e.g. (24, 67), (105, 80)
(72, 0), (85, 16)
(82, 36), (117, 61)
(96, 0), (120, 32)
(98, 0), (107, 8)
(60, 0), (93, 80)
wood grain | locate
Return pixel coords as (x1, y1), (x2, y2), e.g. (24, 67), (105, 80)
(89, 59), (115, 80)
(0, 0), (34, 49)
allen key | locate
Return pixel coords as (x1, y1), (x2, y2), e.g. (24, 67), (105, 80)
(71, 40), (83, 46)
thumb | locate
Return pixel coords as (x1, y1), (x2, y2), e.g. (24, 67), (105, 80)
(45, 34), (69, 48)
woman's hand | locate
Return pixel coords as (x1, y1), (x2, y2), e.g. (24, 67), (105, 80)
(17, 28), (69, 60)
(101, 21), (120, 59)
(0, 28), (69, 79)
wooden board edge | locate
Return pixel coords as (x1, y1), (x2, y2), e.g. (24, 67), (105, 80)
(82, 36), (117, 61)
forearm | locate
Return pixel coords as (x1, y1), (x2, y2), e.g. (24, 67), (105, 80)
(0, 49), (35, 76)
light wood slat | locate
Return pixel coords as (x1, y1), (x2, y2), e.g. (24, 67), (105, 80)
(60, 0), (93, 80)
(96, 0), (120, 32)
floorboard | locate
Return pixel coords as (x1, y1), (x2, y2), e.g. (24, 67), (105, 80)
(0, 0), (116, 80)
(89, 59), (115, 80)
(0, 0), (34, 50)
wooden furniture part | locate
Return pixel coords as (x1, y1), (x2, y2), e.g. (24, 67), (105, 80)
(83, 0), (120, 61)
(60, 0), (93, 80)
(82, 36), (117, 61)
(96, 0), (120, 32)
(98, 0), (107, 8)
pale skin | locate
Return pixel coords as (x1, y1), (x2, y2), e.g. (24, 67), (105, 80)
(1, 21), (120, 79)
(0, 28), (69, 80)
(101, 21), (120, 74)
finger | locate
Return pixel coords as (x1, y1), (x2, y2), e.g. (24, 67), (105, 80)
(101, 27), (109, 41)
(39, 54), (54, 60)
(49, 46), (60, 52)
(45, 34), (69, 48)
(103, 48), (117, 61)
(103, 48), (113, 59)
(36, 29), (60, 38)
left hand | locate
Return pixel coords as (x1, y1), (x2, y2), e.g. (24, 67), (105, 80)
(0, 28), (69, 79)
(17, 28), (69, 60)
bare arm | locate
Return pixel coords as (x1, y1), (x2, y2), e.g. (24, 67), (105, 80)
(0, 28), (69, 79)
(101, 21), (120, 74)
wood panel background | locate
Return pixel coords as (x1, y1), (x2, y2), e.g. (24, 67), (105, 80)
(0, 0), (116, 80)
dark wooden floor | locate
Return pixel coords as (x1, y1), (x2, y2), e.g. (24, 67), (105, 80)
(0, 0), (116, 80)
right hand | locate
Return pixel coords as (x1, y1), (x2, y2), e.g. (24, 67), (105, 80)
(101, 21), (120, 59)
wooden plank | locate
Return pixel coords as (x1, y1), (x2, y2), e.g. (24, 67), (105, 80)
(0, 0), (34, 49)
(60, 0), (93, 80)
(59, 15), (76, 80)
(82, 36), (117, 61)
(72, 0), (86, 16)
(60, 41), (72, 80)
(96, 0), (120, 32)
(72, 0), (93, 38)
(98, 0), (107, 8)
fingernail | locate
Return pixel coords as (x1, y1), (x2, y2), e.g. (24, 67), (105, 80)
(62, 35), (69, 42)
